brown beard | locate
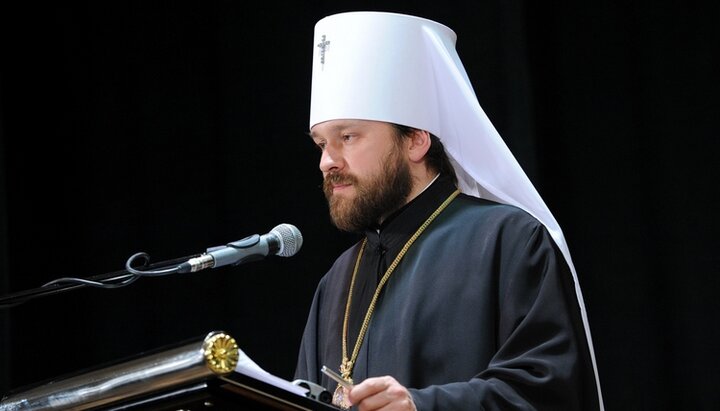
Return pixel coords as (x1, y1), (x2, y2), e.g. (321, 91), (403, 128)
(323, 145), (412, 233)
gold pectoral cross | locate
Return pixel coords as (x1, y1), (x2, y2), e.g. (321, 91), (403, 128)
(328, 361), (354, 410)
(332, 383), (351, 410)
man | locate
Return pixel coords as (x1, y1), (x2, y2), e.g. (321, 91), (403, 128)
(295, 12), (604, 410)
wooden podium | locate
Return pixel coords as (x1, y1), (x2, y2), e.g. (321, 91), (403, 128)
(0, 331), (337, 410)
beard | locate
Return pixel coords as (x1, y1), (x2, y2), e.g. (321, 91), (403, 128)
(323, 147), (412, 233)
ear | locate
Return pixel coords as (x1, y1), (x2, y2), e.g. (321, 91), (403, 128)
(406, 129), (431, 163)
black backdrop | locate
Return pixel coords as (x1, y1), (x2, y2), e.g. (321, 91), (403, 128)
(1, 1), (718, 410)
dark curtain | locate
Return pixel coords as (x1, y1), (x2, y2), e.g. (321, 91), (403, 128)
(0, 2), (717, 410)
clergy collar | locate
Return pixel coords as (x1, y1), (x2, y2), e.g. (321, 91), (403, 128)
(364, 174), (457, 253)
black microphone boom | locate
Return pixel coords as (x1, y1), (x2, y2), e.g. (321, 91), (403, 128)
(0, 225), (303, 307)
(177, 224), (303, 273)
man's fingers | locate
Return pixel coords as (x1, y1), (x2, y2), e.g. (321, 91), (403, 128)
(348, 376), (416, 411)
(348, 376), (391, 403)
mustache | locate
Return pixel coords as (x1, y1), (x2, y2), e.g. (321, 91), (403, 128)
(325, 172), (356, 185)
(322, 172), (358, 195)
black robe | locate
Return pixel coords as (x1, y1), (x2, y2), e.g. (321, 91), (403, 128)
(295, 176), (600, 410)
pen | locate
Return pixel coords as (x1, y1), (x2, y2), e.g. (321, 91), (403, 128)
(321, 365), (354, 389)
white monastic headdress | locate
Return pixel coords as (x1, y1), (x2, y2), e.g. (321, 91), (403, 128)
(310, 11), (603, 408)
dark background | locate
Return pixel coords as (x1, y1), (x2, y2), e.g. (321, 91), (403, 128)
(1, 1), (718, 409)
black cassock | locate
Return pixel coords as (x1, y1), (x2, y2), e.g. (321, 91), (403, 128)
(295, 176), (600, 410)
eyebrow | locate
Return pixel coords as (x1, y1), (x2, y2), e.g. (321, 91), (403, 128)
(308, 121), (360, 140)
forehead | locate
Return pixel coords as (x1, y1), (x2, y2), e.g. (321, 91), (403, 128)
(310, 119), (393, 139)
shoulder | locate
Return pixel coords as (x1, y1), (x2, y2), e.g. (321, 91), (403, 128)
(316, 240), (363, 288)
(329, 240), (364, 270)
(429, 194), (557, 257)
(446, 194), (544, 232)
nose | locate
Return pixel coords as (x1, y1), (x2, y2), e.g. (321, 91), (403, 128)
(319, 144), (343, 175)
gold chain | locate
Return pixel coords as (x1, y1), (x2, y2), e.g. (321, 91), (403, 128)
(339, 189), (460, 381)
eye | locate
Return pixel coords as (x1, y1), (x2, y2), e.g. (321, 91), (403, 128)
(342, 134), (355, 142)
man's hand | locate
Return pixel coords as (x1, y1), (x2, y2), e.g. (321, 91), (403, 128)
(347, 376), (417, 411)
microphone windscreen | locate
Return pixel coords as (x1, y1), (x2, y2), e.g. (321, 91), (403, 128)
(271, 224), (303, 257)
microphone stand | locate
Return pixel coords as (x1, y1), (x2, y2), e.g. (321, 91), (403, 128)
(0, 253), (202, 308)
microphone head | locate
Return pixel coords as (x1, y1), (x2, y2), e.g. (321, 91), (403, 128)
(271, 224), (303, 257)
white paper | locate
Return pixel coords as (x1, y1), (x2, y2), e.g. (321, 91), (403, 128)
(234, 348), (309, 397)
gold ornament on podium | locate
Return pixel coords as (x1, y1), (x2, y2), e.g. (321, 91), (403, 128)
(203, 332), (240, 374)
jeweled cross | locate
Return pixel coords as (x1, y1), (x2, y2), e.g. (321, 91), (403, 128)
(317, 35), (330, 68)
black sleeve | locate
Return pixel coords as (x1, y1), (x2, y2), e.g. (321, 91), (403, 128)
(409, 222), (598, 411)
(294, 280), (323, 384)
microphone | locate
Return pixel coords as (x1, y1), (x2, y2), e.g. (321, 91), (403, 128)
(177, 224), (303, 273)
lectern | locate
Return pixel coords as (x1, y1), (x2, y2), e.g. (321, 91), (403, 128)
(0, 331), (337, 410)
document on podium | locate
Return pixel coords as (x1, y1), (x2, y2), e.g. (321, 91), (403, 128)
(234, 348), (309, 397)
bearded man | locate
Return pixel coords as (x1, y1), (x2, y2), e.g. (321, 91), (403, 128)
(295, 12), (604, 411)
